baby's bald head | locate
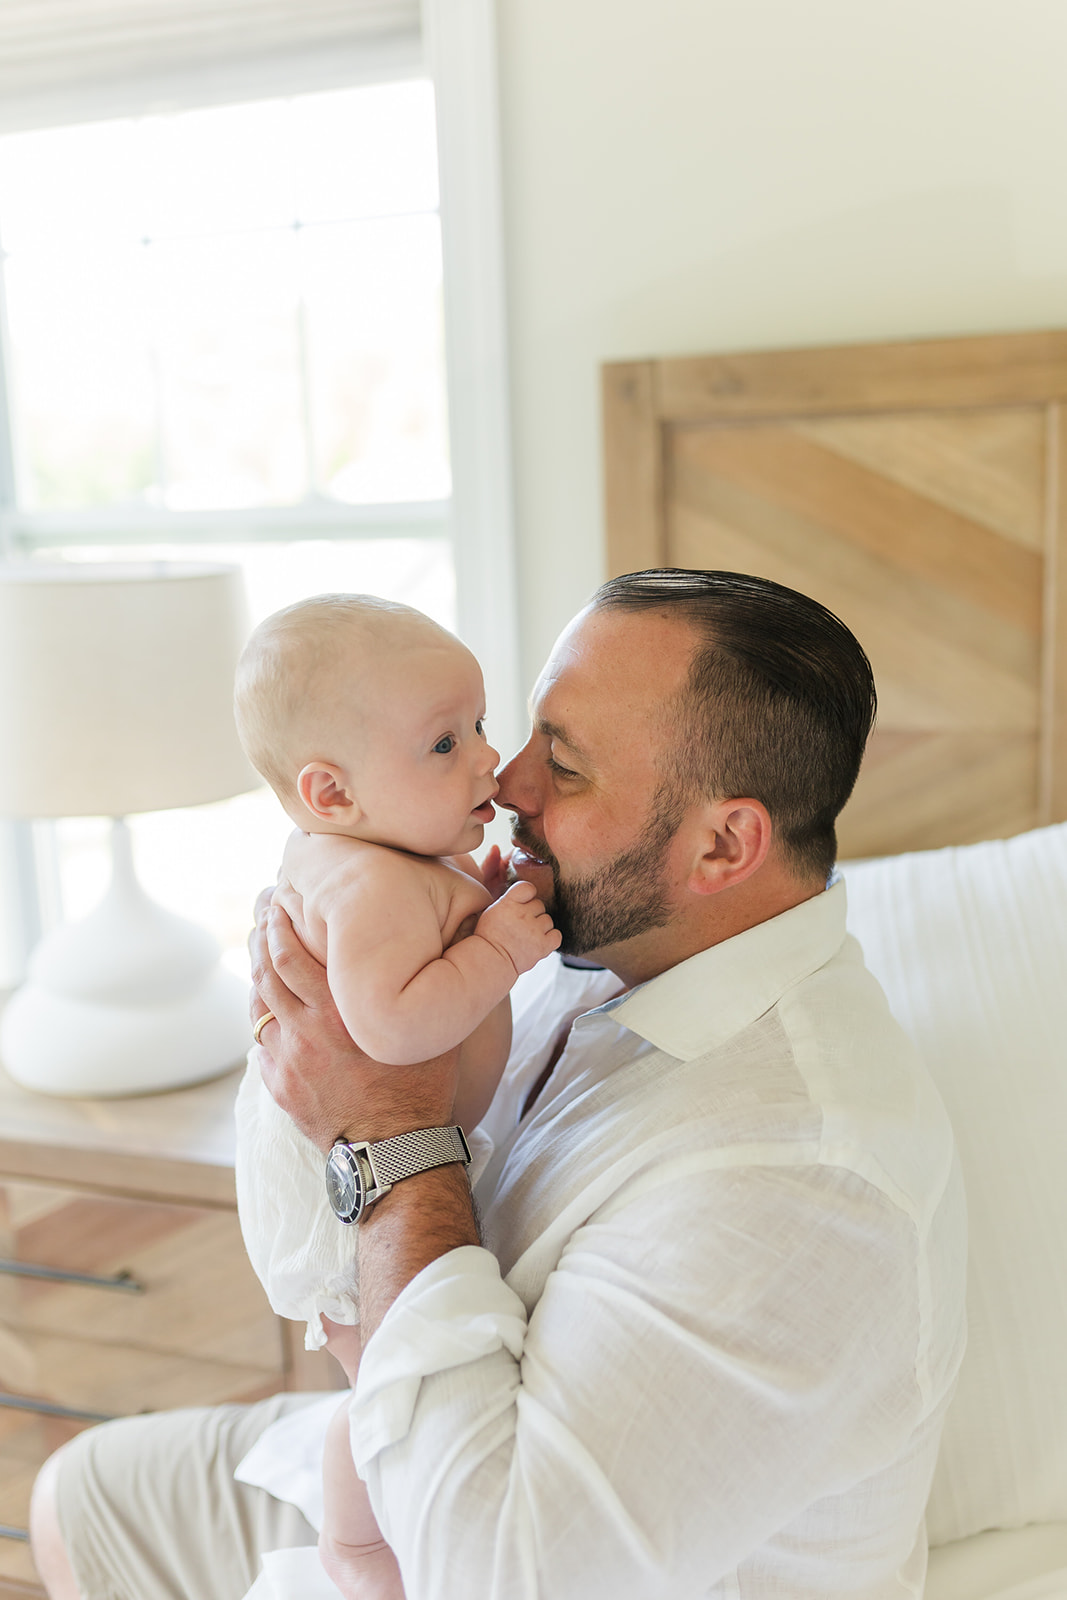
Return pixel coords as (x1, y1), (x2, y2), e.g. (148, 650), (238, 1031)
(234, 593), (457, 814)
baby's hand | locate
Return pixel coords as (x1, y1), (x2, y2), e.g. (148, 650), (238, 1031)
(476, 881), (561, 975)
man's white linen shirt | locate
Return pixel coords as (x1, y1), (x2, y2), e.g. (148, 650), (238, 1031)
(241, 880), (967, 1599)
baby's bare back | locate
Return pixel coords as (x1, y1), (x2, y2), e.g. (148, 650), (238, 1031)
(270, 828), (557, 1067)
(273, 830), (491, 966)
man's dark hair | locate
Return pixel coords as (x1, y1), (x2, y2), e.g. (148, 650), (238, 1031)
(591, 568), (877, 882)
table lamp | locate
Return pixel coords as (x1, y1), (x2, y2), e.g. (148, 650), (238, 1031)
(0, 561), (257, 1097)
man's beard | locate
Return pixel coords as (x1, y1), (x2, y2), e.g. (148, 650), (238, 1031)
(510, 807), (678, 957)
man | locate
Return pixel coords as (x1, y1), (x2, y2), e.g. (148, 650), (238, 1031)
(33, 568), (966, 1599)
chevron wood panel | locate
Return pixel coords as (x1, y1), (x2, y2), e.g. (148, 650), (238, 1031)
(795, 410), (1046, 551)
(672, 509), (1034, 723)
(833, 731), (1038, 857)
(603, 332), (1067, 858)
(670, 418), (1044, 626)
(669, 431), (1041, 711)
(666, 417), (1044, 854)
(1045, 404), (1067, 819)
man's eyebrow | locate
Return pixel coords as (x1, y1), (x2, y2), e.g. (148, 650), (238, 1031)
(533, 718), (592, 766)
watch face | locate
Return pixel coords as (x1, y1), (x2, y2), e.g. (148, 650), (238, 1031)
(326, 1145), (364, 1224)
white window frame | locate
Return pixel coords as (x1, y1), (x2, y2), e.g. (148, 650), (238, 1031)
(424, 0), (521, 761)
(0, 0), (521, 983)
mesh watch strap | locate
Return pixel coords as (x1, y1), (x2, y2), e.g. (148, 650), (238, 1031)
(368, 1124), (471, 1187)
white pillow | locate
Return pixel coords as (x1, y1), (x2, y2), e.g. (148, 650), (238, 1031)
(841, 822), (1067, 1546)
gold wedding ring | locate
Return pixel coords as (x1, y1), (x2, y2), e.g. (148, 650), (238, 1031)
(252, 1010), (276, 1046)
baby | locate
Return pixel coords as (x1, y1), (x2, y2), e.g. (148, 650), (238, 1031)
(233, 592), (559, 1346)
(233, 594), (560, 1600)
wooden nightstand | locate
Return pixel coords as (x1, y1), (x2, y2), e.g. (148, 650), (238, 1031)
(0, 1056), (343, 1596)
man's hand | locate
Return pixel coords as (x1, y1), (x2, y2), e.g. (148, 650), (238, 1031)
(249, 897), (460, 1151)
(441, 845), (511, 901)
(475, 881), (561, 976)
(479, 843), (512, 902)
(249, 891), (479, 1347)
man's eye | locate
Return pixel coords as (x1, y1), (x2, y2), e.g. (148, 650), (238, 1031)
(547, 756), (579, 780)
(433, 735), (456, 754)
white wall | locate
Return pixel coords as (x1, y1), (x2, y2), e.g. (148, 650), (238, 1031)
(495, 0), (1067, 690)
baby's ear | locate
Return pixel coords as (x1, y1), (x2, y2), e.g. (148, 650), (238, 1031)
(297, 763), (361, 824)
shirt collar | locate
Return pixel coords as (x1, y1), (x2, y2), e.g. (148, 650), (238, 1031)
(603, 879), (848, 1060)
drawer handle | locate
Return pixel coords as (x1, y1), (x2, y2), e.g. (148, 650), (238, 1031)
(0, 1258), (145, 1294)
(0, 1391), (116, 1424)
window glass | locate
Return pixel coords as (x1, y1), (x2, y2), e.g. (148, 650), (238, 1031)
(4, 243), (156, 509)
(152, 229), (306, 509)
(302, 216), (449, 502)
(0, 80), (448, 517)
(292, 81), (439, 222)
(2, 79), (458, 971)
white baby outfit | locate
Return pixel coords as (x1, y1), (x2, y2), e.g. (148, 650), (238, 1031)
(234, 1052), (492, 1348)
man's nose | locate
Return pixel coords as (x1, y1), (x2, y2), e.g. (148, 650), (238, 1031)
(495, 740), (540, 816)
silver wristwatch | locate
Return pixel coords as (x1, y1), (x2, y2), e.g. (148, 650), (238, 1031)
(325, 1125), (472, 1225)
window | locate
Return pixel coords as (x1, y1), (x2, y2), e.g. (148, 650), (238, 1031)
(0, 0), (519, 982)
(0, 84), (451, 524)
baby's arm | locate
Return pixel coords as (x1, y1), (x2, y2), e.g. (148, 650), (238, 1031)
(453, 998), (511, 1131)
(323, 856), (559, 1065)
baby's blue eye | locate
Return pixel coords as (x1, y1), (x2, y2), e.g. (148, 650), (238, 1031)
(433, 735), (456, 754)
(475, 719), (484, 736)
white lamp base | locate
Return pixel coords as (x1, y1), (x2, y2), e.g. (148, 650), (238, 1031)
(0, 819), (252, 1098)
(1, 968), (252, 1097)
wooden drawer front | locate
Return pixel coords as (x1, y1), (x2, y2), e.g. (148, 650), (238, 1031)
(0, 1181), (281, 1375)
(0, 1325), (284, 1419)
(0, 1408), (86, 1592)
(0, 1179), (290, 1595)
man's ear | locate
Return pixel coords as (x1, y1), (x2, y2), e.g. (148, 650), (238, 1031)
(686, 799), (772, 896)
(296, 763), (362, 825)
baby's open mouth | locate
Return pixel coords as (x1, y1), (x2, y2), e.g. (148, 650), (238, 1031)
(472, 799), (496, 823)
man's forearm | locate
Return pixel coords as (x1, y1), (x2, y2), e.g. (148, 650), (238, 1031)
(357, 1162), (480, 1342)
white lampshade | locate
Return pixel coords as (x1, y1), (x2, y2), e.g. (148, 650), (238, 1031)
(0, 561), (255, 817)
(0, 560), (258, 1098)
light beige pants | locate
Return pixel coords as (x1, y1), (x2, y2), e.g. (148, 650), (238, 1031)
(55, 1392), (326, 1600)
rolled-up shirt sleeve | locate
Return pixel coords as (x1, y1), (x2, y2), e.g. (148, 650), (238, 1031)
(351, 1161), (937, 1600)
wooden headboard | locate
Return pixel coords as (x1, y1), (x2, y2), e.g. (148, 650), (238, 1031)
(602, 330), (1067, 858)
